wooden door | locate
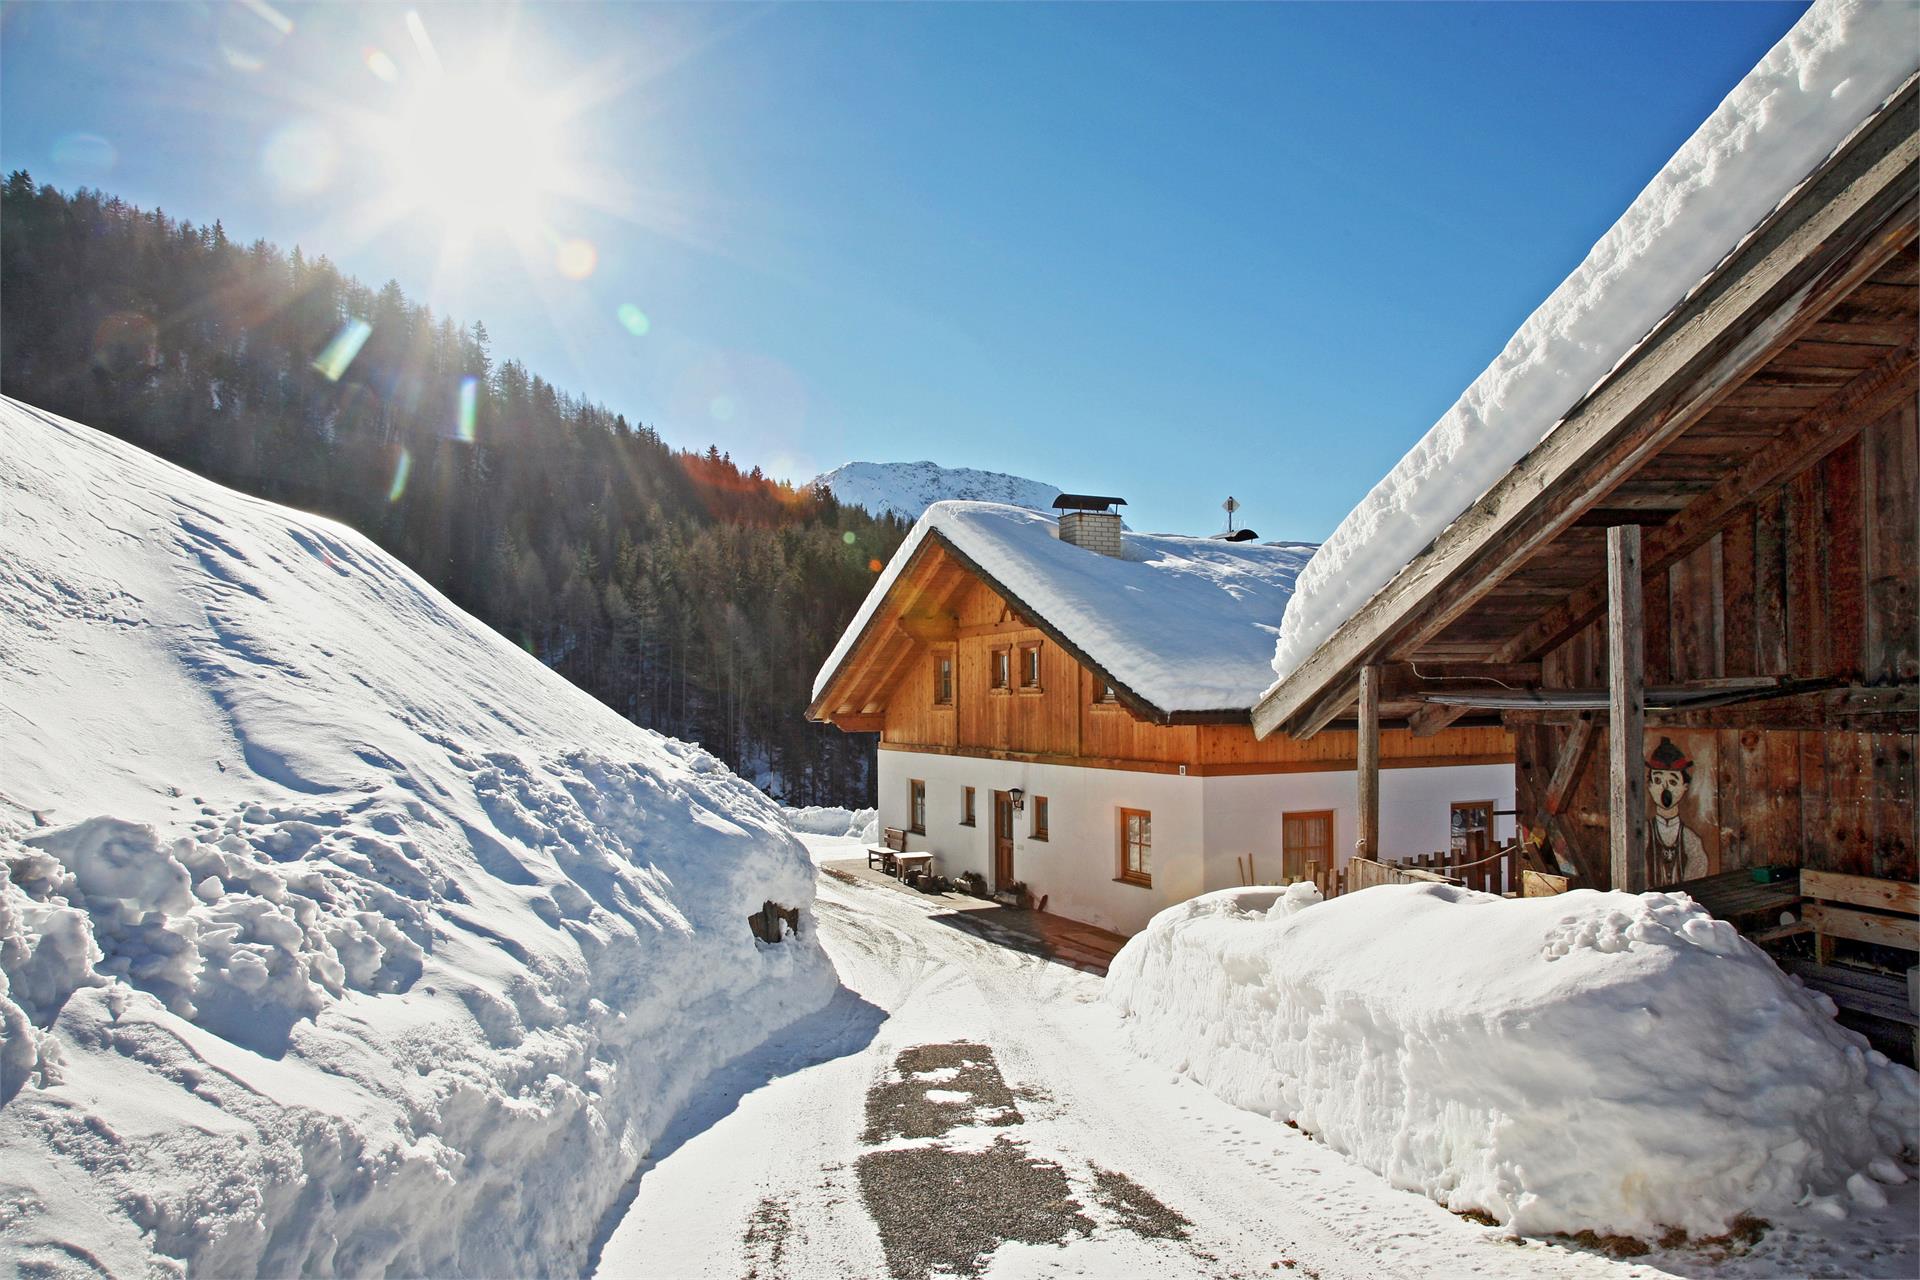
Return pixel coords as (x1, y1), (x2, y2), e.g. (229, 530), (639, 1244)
(1282, 810), (1333, 882)
(992, 791), (1015, 889)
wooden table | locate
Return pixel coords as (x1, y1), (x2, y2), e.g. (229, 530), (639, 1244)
(894, 852), (934, 880)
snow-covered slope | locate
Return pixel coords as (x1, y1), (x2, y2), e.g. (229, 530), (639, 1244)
(0, 397), (835, 1276)
(814, 460), (1061, 521)
(1108, 883), (1918, 1240)
(1270, 0), (1920, 685)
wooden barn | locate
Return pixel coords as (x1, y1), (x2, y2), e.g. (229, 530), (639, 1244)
(1252, 72), (1917, 1046)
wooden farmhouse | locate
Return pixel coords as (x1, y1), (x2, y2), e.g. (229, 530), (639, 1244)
(1253, 74), (1917, 907)
(809, 498), (1516, 934)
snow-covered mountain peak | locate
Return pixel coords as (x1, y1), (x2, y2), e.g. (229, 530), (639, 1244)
(812, 460), (1061, 521)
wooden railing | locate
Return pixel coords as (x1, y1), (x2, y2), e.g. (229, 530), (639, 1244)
(1288, 839), (1525, 901)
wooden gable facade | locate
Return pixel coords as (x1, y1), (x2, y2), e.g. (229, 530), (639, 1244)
(1253, 78), (1918, 891)
(809, 532), (1512, 778)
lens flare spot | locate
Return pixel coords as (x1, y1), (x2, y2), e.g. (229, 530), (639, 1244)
(262, 120), (337, 199)
(868, 558), (884, 574)
(365, 47), (400, 83)
(708, 394), (736, 423)
(842, 531), (857, 545)
(555, 238), (597, 280)
(616, 303), (650, 337)
(387, 449), (412, 504)
(50, 133), (117, 183)
(312, 319), (372, 381)
(455, 375), (479, 442)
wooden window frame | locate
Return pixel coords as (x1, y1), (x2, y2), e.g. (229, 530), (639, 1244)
(1091, 674), (1123, 710)
(932, 650), (955, 706)
(1282, 808), (1334, 883)
(909, 779), (927, 834)
(1450, 799), (1495, 859)
(961, 785), (976, 827)
(1017, 640), (1043, 693)
(1117, 807), (1152, 887)
(989, 646), (1012, 693)
(1031, 795), (1049, 841)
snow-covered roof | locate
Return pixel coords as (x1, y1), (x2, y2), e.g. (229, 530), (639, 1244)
(813, 501), (1315, 718)
(1267, 0), (1920, 690)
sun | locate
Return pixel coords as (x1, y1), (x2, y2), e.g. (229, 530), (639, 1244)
(380, 64), (567, 234)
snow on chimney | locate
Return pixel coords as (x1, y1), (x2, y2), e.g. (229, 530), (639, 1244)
(1052, 493), (1126, 558)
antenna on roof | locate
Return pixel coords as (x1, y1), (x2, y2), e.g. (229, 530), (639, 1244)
(1223, 495), (1240, 534)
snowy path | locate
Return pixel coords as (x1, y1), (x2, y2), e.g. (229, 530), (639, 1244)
(591, 836), (1916, 1280)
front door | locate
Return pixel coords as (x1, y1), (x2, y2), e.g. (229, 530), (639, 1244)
(992, 791), (1015, 890)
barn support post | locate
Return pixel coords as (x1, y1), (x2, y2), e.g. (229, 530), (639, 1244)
(1357, 664), (1382, 861)
(1607, 525), (1648, 892)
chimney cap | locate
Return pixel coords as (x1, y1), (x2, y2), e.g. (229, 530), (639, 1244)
(1052, 493), (1127, 512)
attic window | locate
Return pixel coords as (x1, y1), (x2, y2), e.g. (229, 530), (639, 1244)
(1093, 678), (1119, 706)
(990, 646), (1011, 691)
(932, 653), (954, 705)
(1018, 642), (1042, 691)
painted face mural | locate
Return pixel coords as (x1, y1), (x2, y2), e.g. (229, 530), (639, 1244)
(1645, 737), (1708, 886)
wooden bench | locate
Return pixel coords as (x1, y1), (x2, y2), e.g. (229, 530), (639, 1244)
(867, 826), (907, 873)
(1772, 870), (1918, 1060)
(894, 852), (935, 881)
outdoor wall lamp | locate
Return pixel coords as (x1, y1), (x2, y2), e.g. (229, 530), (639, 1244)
(1009, 788), (1025, 811)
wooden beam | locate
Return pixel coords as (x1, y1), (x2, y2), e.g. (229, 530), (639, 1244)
(1406, 700), (1470, 738)
(1497, 341), (1918, 663)
(1356, 664), (1382, 861)
(1500, 683), (1915, 732)
(1288, 673), (1359, 741)
(1608, 525), (1647, 893)
(1545, 713), (1597, 817)
(1250, 85), (1918, 740)
(834, 713), (885, 732)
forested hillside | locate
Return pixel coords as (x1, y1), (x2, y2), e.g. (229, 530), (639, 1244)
(0, 173), (904, 803)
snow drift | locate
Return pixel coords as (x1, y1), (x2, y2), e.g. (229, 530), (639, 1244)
(0, 397), (835, 1276)
(782, 804), (879, 842)
(1270, 0), (1920, 685)
(1105, 883), (1918, 1240)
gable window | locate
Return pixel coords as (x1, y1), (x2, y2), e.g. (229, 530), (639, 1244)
(1092, 677), (1119, 706)
(1118, 808), (1151, 886)
(932, 652), (954, 706)
(1018, 641), (1042, 691)
(990, 646), (1011, 691)
(1031, 795), (1049, 841)
(961, 785), (976, 826)
(909, 779), (927, 834)
(1282, 809), (1333, 882)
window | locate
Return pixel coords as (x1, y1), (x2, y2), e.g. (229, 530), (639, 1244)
(1118, 808), (1151, 886)
(909, 779), (926, 834)
(1282, 809), (1334, 882)
(990, 646), (1011, 691)
(1018, 641), (1042, 691)
(961, 786), (976, 826)
(932, 652), (954, 706)
(1031, 795), (1049, 841)
(1093, 678), (1119, 705)
(1451, 801), (1494, 860)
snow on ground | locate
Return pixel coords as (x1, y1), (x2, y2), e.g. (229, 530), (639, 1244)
(0, 398), (834, 1276)
(816, 501), (1316, 716)
(595, 834), (1919, 1279)
(813, 460), (1063, 522)
(783, 804), (880, 842)
(1107, 882), (1919, 1244)
(1270, 0), (1920, 685)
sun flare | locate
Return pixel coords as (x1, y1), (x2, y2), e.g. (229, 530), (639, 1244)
(380, 64), (567, 234)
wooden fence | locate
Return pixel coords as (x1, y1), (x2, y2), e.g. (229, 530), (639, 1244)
(1289, 839), (1528, 901)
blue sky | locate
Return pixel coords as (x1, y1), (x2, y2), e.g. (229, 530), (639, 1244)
(1, 1), (1807, 539)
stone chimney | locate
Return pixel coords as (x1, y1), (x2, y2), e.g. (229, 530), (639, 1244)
(1052, 494), (1127, 558)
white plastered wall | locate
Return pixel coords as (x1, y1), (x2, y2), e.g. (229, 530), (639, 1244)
(878, 750), (1515, 936)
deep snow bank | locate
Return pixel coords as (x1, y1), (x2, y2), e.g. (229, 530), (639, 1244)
(1105, 883), (1917, 1240)
(1271, 0), (1920, 684)
(0, 398), (835, 1276)
(782, 804), (879, 842)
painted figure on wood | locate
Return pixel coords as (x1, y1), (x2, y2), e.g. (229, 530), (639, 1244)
(1646, 736), (1708, 885)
